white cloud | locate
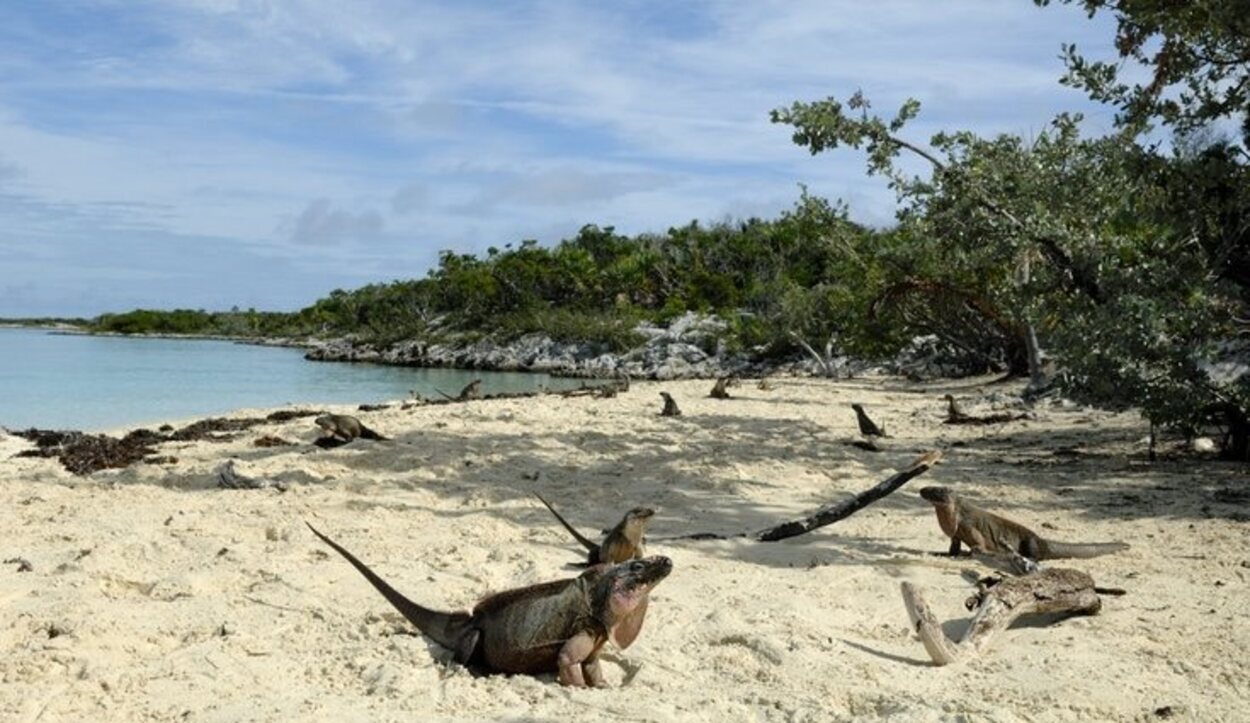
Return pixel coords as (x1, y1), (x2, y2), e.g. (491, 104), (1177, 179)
(0, 0), (1122, 315)
(282, 199), (384, 246)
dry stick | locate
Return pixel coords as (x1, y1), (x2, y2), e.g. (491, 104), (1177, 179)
(901, 567), (1104, 666)
(666, 450), (943, 542)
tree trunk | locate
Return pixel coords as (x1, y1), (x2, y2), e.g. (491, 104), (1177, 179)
(664, 450), (942, 542)
(901, 568), (1105, 665)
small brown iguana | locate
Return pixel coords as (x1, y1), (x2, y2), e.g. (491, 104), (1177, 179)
(314, 414), (387, 442)
(535, 494), (655, 565)
(943, 394), (971, 422)
(659, 392), (682, 417)
(851, 403), (889, 438)
(436, 379), (482, 402)
(941, 394), (1026, 425)
(919, 486), (1130, 560)
(708, 376), (734, 399)
(306, 523), (672, 687)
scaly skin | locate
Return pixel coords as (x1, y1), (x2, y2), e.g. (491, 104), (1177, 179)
(919, 486), (1129, 560)
(306, 523), (672, 686)
(535, 494), (654, 565)
(314, 414), (386, 442)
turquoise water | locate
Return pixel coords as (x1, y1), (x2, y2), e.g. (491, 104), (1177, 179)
(0, 328), (577, 431)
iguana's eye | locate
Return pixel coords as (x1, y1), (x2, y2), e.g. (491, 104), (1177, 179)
(629, 561), (644, 573)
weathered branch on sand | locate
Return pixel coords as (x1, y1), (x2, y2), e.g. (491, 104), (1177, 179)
(665, 450), (943, 542)
(901, 567), (1108, 666)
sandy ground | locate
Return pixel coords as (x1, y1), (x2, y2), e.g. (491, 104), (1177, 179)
(1, 377), (1247, 722)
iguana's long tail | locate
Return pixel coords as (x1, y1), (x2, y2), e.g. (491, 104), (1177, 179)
(1044, 540), (1130, 559)
(358, 425), (387, 441)
(534, 493), (599, 553)
(306, 523), (474, 657)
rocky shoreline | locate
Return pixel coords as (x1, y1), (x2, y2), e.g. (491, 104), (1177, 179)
(300, 313), (985, 381)
(37, 313), (991, 380)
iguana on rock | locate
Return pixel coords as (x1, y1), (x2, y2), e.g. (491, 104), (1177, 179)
(919, 486), (1129, 560)
(850, 403), (889, 438)
(306, 523), (672, 687)
(314, 414), (386, 442)
(535, 494), (654, 565)
(659, 392), (682, 417)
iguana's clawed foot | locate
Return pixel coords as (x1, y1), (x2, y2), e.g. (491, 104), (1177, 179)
(582, 657), (607, 687)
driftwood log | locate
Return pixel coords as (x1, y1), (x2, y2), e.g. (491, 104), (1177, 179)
(901, 567), (1109, 665)
(666, 450), (942, 542)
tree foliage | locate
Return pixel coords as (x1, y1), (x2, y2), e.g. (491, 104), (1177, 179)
(1037, 0), (1250, 140)
(771, 0), (1250, 458)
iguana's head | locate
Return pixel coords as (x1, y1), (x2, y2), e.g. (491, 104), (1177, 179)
(583, 556), (672, 648)
(593, 556), (671, 614)
(919, 486), (954, 505)
(623, 507), (655, 528)
(850, 403), (865, 413)
(314, 414), (336, 429)
(942, 394), (955, 402)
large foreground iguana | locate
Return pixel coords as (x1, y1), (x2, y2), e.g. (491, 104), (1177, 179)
(306, 523), (672, 687)
(919, 486), (1129, 560)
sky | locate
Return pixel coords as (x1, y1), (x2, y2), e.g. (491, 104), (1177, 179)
(0, 1), (1121, 318)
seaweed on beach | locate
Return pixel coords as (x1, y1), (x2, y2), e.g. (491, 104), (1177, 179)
(10, 408), (315, 475)
(167, 416), (265, 441)
(265, 409), (321, 423)
(13, 428), (160, 475)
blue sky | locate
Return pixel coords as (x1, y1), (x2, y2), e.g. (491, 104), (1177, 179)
(0, 1), (1119, 317)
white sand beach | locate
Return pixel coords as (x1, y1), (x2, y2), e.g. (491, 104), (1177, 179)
(2, 378), (1247, 722)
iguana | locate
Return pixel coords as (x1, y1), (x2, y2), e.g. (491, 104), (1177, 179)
(314, 414), (387, 442)
(941, 394), (1027, 425)
(436, 379), (482, 402)
(659, 392), (682, 417)
(919, 486), (1129, 560)
(708, 376), (734, 399)
(535, 494), (654, 565)
(943, 394), (971, 422)
(851, 403), (889, 438)
(306, 523), (672, 687)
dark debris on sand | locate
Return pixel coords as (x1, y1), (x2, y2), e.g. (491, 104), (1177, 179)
(11, 408), (321, 476)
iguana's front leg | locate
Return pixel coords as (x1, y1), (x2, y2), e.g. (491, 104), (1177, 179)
(581, 655), (606, 687)
(948, 537), (962, 557)
(557, 631), (600, 686)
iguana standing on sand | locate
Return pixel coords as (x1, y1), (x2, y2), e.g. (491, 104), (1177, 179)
(659, 392), (682, 417)
(850, 403), (889, 438)
(943, 394), (971, 422)
(941, 394), (1027, 425)
(535, 494), (655, 565)
(306, 523), (672, 687)
(436, 379), (482, 402)
(314, 414), (387, 442)
(919, 486), (1130, 560)
(708, 376), (734, 399)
